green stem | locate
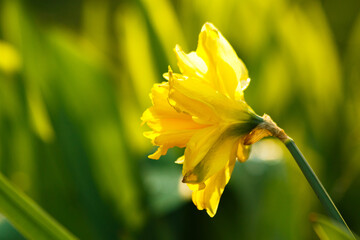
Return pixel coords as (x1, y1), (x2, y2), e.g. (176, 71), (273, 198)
(253, 115), (355, 238)
(284, 138), (354, 239)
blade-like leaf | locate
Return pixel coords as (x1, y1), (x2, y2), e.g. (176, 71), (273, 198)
(0, 173), (77, 240)
(311, 213), (357, 240)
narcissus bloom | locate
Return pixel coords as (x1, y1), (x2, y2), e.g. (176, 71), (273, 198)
(142, 22), (270, 217)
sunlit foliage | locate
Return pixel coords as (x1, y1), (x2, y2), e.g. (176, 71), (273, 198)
(0, 0), (359, 239)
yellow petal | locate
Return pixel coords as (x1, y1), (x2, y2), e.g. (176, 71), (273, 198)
(168, 68), (253, 124)
(175, 155), (184, 164)
(142, 82), (207, 159)
(141, 23), (264, 218)
(182, 124), (238, 184)
(191, 155), (236, 217)
(174, 45), (207, 79)
(186, 182), (206, 191)
(243, 128), (272, 145)
(141, 82), (179, 119)
(148, 145), (167, 159)
(196, 22), (249, 100)
(236, 138), (251, 163)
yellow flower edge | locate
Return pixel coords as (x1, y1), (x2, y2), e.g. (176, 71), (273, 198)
(142, 22), (269, 217)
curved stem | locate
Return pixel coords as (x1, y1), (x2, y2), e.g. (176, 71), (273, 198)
(285, 139), (354, 238)
(256, 114), (354, 238)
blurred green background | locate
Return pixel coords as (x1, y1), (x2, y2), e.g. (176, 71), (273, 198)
(0, 0), (360, 239)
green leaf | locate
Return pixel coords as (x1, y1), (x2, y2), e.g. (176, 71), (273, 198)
(311, 213), (357, 240)
(0, 173), (77, 240)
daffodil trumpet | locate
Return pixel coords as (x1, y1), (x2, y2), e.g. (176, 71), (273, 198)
(141, 22), (352, 236)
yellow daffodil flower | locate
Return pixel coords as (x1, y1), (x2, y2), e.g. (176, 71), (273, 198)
(142, 22), (270, 217)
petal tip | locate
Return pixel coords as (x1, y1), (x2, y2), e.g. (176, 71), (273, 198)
(175, 155), (185, 164)
(201, 22), (219, 39)
(174, 44), (181, 52)
(148, 146), (167, 160)
(202, 22), (216, 31)
(167, 66), (174, 81)
(206, 209), (216, 218)
(241, 78), (251, 91)
(237, 156), (248, 163)
(162, 72), (169, 80)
